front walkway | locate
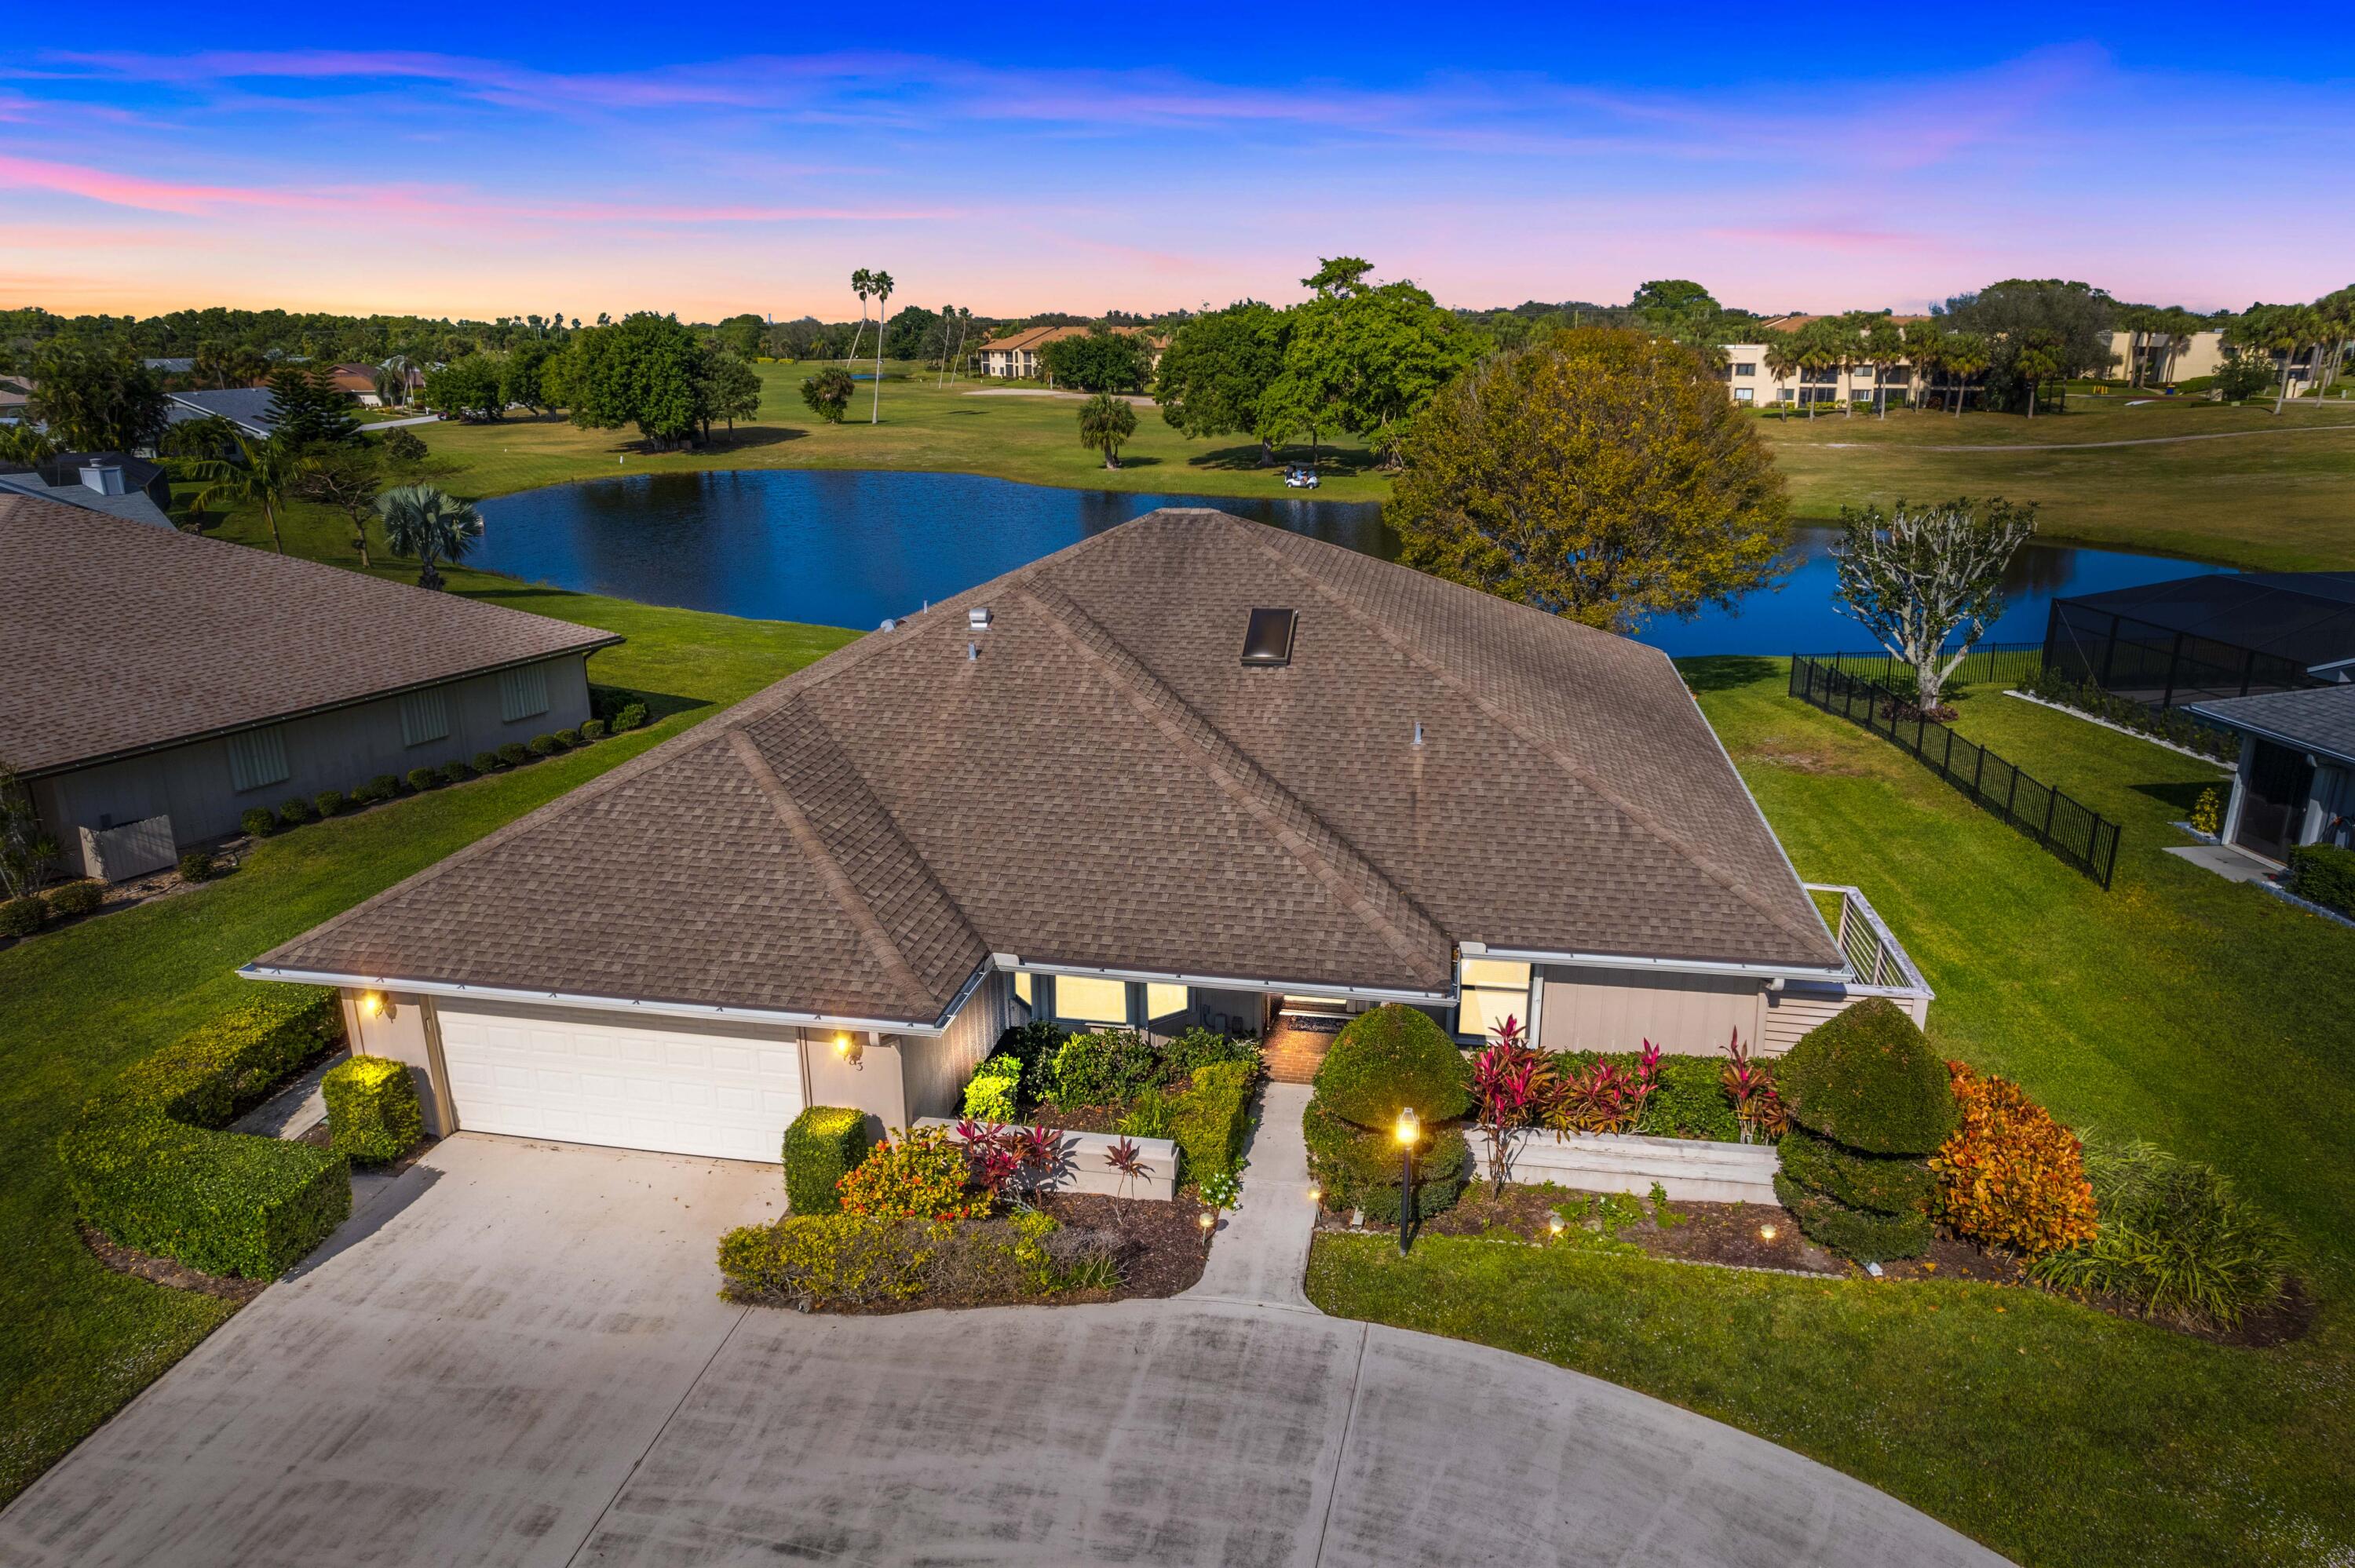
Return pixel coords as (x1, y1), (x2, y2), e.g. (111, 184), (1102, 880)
(1184, 1081), (1318, 1312)
(1, 1133), (2009, 1567)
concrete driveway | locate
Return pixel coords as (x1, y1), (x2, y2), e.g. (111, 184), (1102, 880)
(0, 1136), (2005, 1568)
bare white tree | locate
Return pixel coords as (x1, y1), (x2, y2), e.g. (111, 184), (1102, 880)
(1830, 498), (2037, 708)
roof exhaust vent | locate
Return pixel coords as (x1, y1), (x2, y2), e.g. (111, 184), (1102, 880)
(1241, 607), (1297, 669)
(969, 606), (993, 632)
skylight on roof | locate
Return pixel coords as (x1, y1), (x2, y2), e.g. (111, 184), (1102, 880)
(1242, 607), (1297, 668)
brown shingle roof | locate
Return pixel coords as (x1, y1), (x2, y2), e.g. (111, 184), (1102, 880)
(259, 510), (1840, 1023)
(2, 494), (619, 777)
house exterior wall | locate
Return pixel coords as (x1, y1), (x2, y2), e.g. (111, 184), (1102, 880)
(1719, 343), (1914, 409)
(33, 653), (593, 877)
(1533, 965), (1768, 1056)
(339, 988), (455, 1136)
(894, 971), (1012, 1122)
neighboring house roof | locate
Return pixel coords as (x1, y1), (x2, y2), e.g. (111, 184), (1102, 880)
(27, 450), (172, 510)
(259, 509), (1843, 1029)
(166, 388), (277, 437)
(0, 469), (174, 530)
(327, 367), (378, 395)
(1, 494), (621, 778)
(2189, 685), (2355, 769)
(1757, 314), (1932, 334)
(144, 357), (196, 374)
(2057, 572), (2355, 671)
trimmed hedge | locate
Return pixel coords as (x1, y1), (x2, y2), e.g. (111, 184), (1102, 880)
(177, 851), (215, 883)
(46, 881), (103, 920)
(240, 808), (278, 837)
(473, 750), (504, 775)
(962, 1056), (1022, 1121)
(438, 760), (473, 786)
(553, 727), (582, 748)
(528, 733), (561, 757)
(405, 768), (439, 793)
(2290, 843), (2355, 917)
(323, 1056), (424, 1165)
(1302, 1097), (1470, 1223)
(580, 719), (608, 742)
(312, 789), (347, 818)
(1778, 1125), (1938, 1217)
(497, 742), (529, 767)
(615, 702), (649, 732)
(58, 986), (351, 1279)
(0, 895), (45, 937)
(1051, 1029), (1161, 1107)
(276, 797), (316, 826)
(1773, 1171), (1932, 1263)
(1778, 999), (1956, 1157)
(989, 1019), (1068, 1108)
(1170, 1060), (1254, 1180)
(1311, 1005), (1470, 1126)
(783, 1106), (871, 1214)
(1550, 1050), (1741, 1142)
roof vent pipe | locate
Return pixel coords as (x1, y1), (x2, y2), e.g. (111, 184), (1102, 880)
(1413, 721), (1424, 747)
(967, 641), (979, 662)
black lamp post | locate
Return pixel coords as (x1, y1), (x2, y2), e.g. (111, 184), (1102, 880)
(1393, 1107), (1420, 1255)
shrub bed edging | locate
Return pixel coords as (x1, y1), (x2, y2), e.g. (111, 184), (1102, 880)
(1474, 1129), (1780, 1204)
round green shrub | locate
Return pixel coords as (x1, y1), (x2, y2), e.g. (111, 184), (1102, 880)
(382, 427), (427, 462)
(0, 895), (48, 937)
(579, 719), (608, 742)
(239, 808), (277, 838)
(177, 850), (216, 883)
(277, 797), (316, 827)
(615, 702), (648, 731)
(46, 881), (104, 920)
(1310, 1004), (1470, 1129)
(352, 773), (401, 804)
(437, 760), (472, 786)
(1777, 999), (1957, 1157)
(1774, 1171), (1932, 1262)
(498, 742), (530, 766)
(312, 790), (347, 818)
(1778, 1125), (1937, 1217)
(528, 734), (561, 757)
(473, 750), (504, 775)
(405, 768), (438, 792)
(552, 727), (582, 748)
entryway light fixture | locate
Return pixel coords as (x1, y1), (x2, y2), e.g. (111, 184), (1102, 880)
(832, 1032), (863, 1068)
(360, 990), (397, 1022)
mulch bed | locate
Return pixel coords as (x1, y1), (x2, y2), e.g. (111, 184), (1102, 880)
(788, 1191), (1214, 1316)
(1017, 1105), (1130, 1135)
(1318, 1179), (2312, 1344)
(79, 1223), (268, 1305)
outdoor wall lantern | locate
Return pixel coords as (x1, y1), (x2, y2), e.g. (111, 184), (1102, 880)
(1393, 1107), (1421, 1256)
(832, 1032), (862, 1068)
(360, 990), (396, 1022)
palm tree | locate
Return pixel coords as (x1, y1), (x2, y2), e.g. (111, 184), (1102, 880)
(1762, 334), (1803, 419)
(189, 432), (300, 552)
(1792, 320), (1841, 419)
(375, 483), (483, 590)
(1903, 320), (1948, 413)
(1864, 316), (1907, 418)
(2229, 305), (2319, 415)
(1942, 333), (1992, 418)
(845, 269), (874, 366)
(868, 271), (895, 424)
(1077, 392), (1137, 468)
(2014, 334), (2064, 419)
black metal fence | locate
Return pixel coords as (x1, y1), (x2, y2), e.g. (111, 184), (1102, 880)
(1806, 641), (2045, 692)
(1789, 655), (2123, 888)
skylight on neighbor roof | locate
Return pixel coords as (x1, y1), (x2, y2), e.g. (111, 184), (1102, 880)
(1242, 607), (1297, 668)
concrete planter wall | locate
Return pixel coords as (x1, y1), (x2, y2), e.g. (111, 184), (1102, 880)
(1472, 1129), (1779, 1204)
(913, 1118), (1178, 1202)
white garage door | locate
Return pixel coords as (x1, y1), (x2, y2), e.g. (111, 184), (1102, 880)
(436, 1003), (805, 1161)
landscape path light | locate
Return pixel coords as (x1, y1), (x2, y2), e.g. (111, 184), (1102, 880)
(1394, 1107), (1420, 1256)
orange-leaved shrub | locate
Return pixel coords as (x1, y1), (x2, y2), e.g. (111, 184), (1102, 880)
(1930, 1062), (2098, 1255)
(835, 1125), (989, 1222)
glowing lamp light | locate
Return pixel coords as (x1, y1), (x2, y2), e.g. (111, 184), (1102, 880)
(1306, 1183), (1322, 1205)
(359, 990), (395, 1021)
(1547, 1216), (1565, 1237)
(1758, 1223), (1780, 1243)
(1393, 1107), (1421, 1147)
(831, 1033), (853, 1058)
(1197, 1211), (1215, 1234)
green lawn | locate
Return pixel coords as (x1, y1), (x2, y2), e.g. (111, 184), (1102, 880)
(0, 581), (854, 1505)
(362, 365), (2355, 574)
(1308, 656), (2355, 1568)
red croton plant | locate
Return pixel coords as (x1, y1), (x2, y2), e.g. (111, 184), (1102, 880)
(1469, 1016), (1549, 1191)
(1720, 1029), (1789, 1141)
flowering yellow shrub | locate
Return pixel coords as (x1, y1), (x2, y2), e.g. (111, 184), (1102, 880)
(1930, 1063), (2098, 1256)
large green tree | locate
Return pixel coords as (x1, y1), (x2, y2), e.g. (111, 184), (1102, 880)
(1387, 327), (1790, 633)
(1039, 327), (1154, 393)
(23, 344), (167, 451)
(1283, 261), (1475, 468)
(263, 365), (358, 446)
(423, 355), (508, 422)
(559, 312), (707, 449)
(1153, 301), (1287, 463)
(699, 347), (763, 433)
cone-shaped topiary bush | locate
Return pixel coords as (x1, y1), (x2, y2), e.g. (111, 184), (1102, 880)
(1777, 998), (1956, 1156)
(1304, 1005), (1470, 1223)
(1773, 1000), (1956, 1262)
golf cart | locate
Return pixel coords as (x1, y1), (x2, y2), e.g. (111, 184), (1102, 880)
(1282, 465), (1320, 489)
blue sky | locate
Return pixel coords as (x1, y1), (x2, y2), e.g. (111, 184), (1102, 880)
(5, 2), (2349, 321)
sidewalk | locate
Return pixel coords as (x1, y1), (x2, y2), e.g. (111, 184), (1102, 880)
(1181, 1081), (1319, 1314)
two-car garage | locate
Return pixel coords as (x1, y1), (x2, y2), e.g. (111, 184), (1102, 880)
(433, 1001), (807, 1163)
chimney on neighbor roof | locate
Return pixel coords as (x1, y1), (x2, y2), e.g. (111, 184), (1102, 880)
(80, 462), (127, 497)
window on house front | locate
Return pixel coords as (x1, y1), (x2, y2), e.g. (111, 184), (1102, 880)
(399, 687), (451, 747)
(1145, 983), (1188, 1021)
(1734, 388), (1754, 404)
(1013, 972), (1034, 1005)
(498, 664), (550, 723)
(1733, 363), (1756, 376)
(1459, 957), (1532, 1041)
(1054, 975), (1130, 1027)
(225, 725), (290, 793)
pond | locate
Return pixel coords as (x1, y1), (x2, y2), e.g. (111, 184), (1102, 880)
(472, 469), (2231, 657)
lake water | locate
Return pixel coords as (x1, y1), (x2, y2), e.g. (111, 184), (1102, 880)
(472, 469), (2231, 657)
